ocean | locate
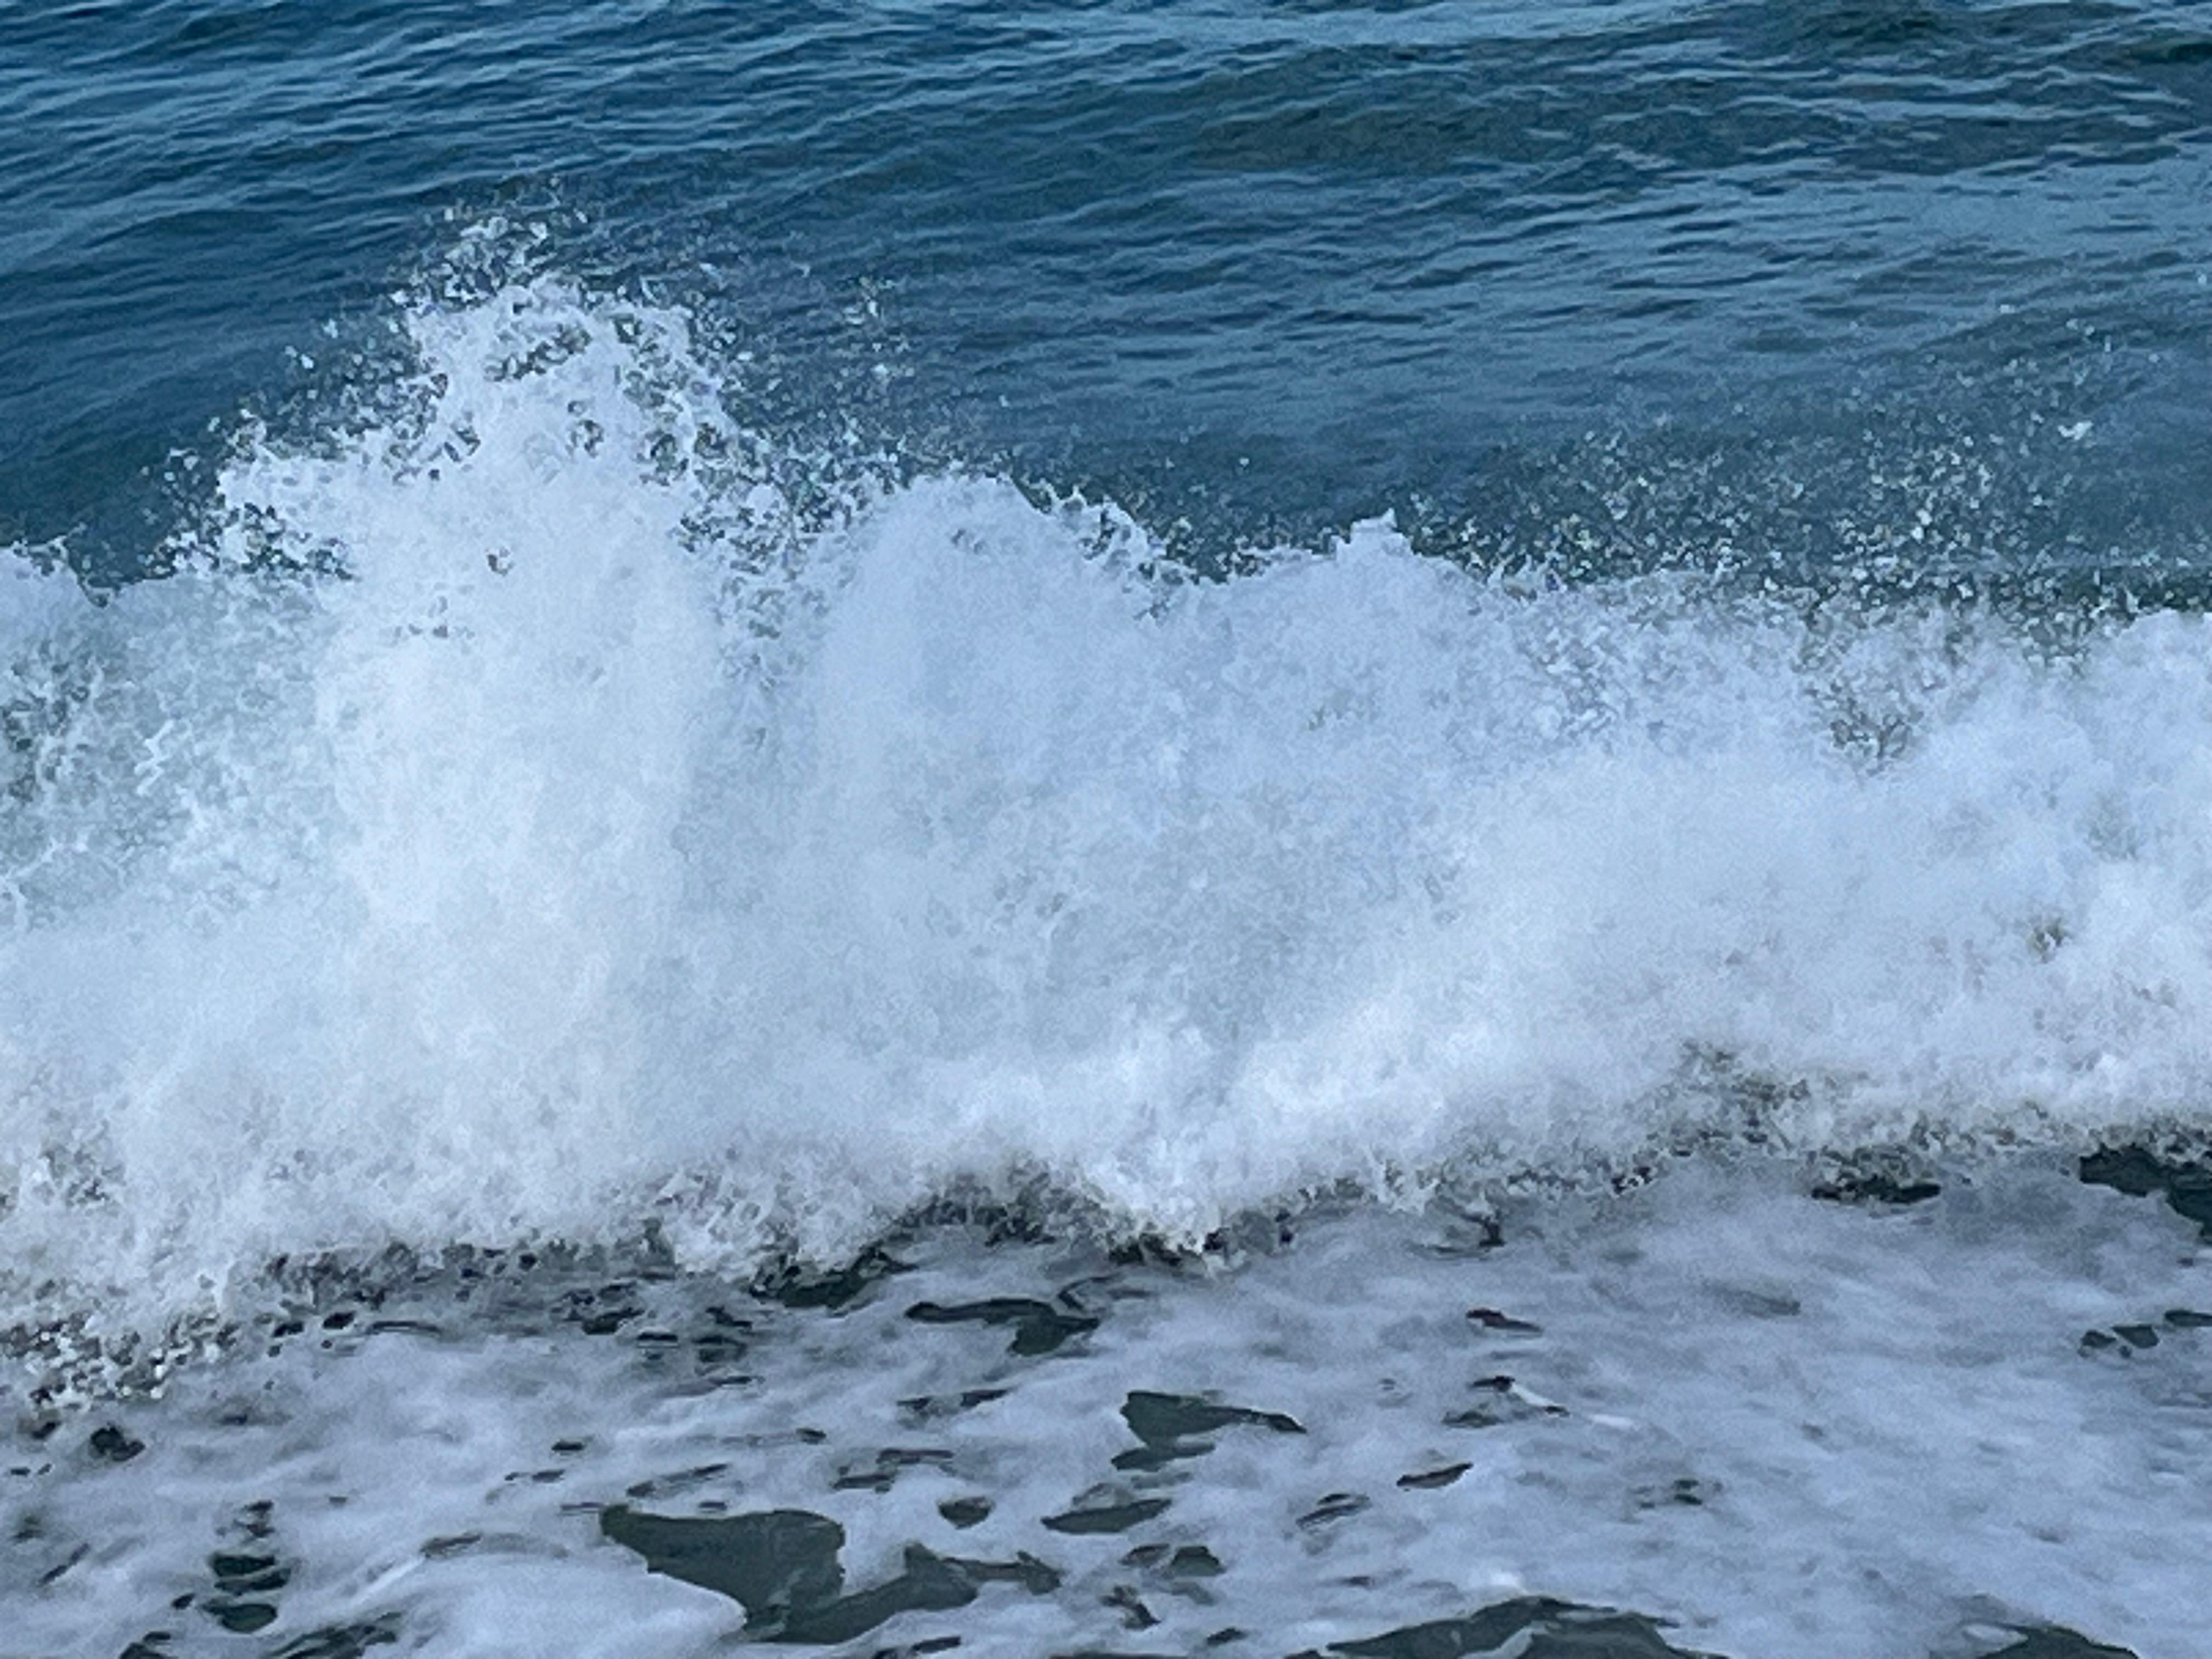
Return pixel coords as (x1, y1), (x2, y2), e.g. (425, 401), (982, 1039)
(3, 2), (2211, 1654)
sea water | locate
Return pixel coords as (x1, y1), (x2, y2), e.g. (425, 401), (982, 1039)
(3, 3), (2210, 1655)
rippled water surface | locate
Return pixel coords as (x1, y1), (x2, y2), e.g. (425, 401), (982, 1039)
(6, 0), (2209, 551)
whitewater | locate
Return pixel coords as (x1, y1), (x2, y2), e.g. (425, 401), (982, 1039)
(4, 278), (2212, 1336)
(2, 281), (2209, 1659)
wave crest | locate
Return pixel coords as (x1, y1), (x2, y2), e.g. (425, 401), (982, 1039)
(4, 281), (2209, 1336)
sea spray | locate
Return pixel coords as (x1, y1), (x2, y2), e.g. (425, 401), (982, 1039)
(4, 281), (2211, 1344)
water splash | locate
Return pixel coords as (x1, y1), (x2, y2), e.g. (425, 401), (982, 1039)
(4, 281), (2210, 1340)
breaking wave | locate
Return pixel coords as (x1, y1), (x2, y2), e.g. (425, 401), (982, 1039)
(5, 280), (2210, 1336)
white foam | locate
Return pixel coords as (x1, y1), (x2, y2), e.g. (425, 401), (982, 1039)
(4, 281), (2212, 1331)
(7, 1173), (2208, 1657)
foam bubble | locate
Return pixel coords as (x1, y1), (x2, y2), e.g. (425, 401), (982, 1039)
(4, 281), (2210, 1335)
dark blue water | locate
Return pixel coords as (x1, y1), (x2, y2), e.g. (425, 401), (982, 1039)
(6, 0), (2209, 579)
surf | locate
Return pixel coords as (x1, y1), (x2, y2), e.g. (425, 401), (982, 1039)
(4, 279), (2210, 1347)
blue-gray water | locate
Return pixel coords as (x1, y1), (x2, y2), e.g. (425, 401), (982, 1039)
(7, 0), (2208, 573)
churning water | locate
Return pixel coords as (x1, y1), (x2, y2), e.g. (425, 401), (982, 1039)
(3, 3), (2211, 1655)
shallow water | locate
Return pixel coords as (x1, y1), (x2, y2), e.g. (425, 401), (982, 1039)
(7, 1161), (2208, 1657)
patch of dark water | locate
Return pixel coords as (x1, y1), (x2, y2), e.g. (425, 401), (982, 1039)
(935, 1495), (991, 1529)
(2078, 1144), (2212, 1239)
(832, 1447), (957, 1494)
(1122, 1542), (1222, 1580)
(263, 1621), (400, 1659)
(905, 1297), (1099, 1356)
(1809, 1172), (1944, 1207)
(597, 1504), (1059, 1644)
(1443, 1373), (1570, 1433)
(1113, 1390), (1305, 1472)
(1042, 1489), (1173, 1536)
(755, 1245), (916, 1313)
(1395, 1462), (1472, 1491)
(1978, 1629), (2139, 1659)
(596, 1506), (843, 1627)
(1290, 1595), (1719, 1658)
(203, 1499), (286, 1633)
